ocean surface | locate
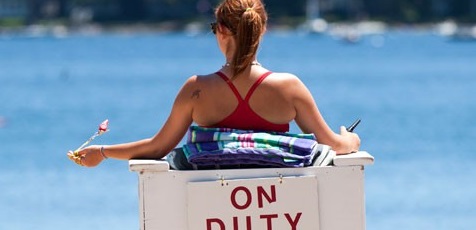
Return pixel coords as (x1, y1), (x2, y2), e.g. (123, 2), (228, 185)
(1, 29), (475, 230)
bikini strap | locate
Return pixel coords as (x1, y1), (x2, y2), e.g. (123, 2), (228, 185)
(216, 72), (243, 101)
(244, 72), (272, 101)
(216, 71), (273, 102)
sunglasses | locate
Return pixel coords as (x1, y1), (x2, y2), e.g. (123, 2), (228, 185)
(210, 22), (218, 34)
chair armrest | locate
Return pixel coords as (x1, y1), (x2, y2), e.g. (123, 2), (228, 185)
(333, 151), (374, 166)
(129, 159), (170, 172)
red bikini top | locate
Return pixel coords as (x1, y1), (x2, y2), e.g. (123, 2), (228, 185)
(208, 71), (289, 132)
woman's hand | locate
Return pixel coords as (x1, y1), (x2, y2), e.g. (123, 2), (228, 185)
(67, 145), (105, 167)
(337, 126), (361, 154)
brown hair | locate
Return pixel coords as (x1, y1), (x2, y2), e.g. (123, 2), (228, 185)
(215, 0), (268, 78)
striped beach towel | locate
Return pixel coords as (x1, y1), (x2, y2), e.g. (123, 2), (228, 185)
(182, 126), (321, 168)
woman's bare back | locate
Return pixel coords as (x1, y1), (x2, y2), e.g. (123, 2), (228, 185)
(190, 69), (297, 127)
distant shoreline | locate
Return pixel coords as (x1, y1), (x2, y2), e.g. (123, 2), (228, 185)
(1, 20), (474, 41)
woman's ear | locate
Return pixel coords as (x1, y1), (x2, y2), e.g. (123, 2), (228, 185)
(216, 26), (226, 40)
(218, 24), (234, 36)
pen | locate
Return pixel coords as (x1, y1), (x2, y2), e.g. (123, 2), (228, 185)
(346, 119), (361, 132)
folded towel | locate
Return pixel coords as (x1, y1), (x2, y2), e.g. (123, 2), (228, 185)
(183, 126), (321, 168)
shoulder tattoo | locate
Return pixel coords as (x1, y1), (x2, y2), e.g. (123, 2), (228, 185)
(191, 89), (201, 99)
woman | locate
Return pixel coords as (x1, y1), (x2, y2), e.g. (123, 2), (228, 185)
(70, 0), (360, 168)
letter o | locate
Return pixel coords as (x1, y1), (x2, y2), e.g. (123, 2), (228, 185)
(230, 186), (252, 210)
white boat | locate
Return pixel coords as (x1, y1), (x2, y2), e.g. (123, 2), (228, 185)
(328, 21), (387, 44)
(436, 21), (476, 42)
(301, 0), (328, 34)
(450, 26), (476, 41)
(129, 146), (374, 230)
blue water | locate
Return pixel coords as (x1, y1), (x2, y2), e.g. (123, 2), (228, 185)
(1, 30), (475, 230)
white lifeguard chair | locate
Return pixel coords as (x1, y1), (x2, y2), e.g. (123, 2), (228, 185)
(129, 150), (374, 230)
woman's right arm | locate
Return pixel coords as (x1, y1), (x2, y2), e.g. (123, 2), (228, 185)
(288, 74), (360, 154)
(74, 76), (197, 167)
